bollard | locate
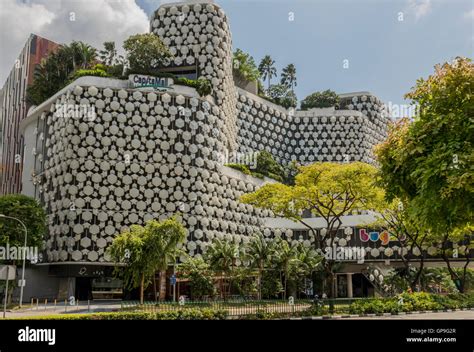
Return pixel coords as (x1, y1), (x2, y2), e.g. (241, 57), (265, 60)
(54, 299), (57, 311)
(88, 300), (90, 312)
(44, 299), (47, 311)
(30, 298), (34, 307)
(65, 299), (67, 313)
(36, 299), (39, 310)
(77, 300), (79, 311)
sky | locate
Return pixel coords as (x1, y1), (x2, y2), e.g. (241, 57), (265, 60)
(0, 0), (473, 111)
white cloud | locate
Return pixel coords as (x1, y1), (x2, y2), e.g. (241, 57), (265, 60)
(0, 0), (150, 84)
(464, 9), (474, 19)
(407, 0), (432, 20)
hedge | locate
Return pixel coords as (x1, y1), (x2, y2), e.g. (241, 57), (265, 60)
(349, 292), (474, 315)
(8, 309), (228, 320)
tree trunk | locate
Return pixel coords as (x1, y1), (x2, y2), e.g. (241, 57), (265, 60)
(139, 273), (145, 305)
(410, 258), (424, 291)
(153, 273), (157, 302)
(159, 270), (167, 301)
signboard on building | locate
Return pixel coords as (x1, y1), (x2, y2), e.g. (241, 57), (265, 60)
(129, 74), (173, 90)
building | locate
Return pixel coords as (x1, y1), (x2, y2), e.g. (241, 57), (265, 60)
(16, 1), (470, 301)
(0, 34), (59, 195)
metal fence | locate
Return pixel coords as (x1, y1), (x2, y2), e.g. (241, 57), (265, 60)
(121, 297), (373, 317)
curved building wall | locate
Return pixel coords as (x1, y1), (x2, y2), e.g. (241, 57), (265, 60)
(28, 80), (268, 264)
(151, 1), (238, 151)
(21, 1), (390, 265)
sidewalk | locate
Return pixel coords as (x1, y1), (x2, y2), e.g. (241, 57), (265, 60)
(2, 300), (122, 318)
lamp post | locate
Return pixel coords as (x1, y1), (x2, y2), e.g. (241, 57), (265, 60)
(0, 214), (28, 307)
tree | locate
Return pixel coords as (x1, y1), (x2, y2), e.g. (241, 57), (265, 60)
(99, 41), (125, 77)
(246, 233), (276, 299)
(232, 48), (261, 87)
(280, 64), (297, 93)
(0, 194), (46, 255)
(123, 33), (171, 75)
(242, 162), (384, 300)
(26, 41), (98, 105)
(108, 216), (186, 303)
(254, 150), (285, 181)
(258, 55), (277, 90)
(300, 89), (339, 110)
(99, 41), (118, 66)
(69, 41), (97, 70)
(0, 194), (46, 303)
(376, 57), (473, 235)
(369, 198), (429, 291)
(177, 256), (216, 300)
(204, 238), (240, 298)
(272, 239), (298, 299)
(267, 84), (298, 109)
(375, 57), (474, 292)
(290, 244), (322, 298)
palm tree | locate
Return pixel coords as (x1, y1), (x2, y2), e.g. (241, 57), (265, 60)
(204, 239), (240, 298)
(273, 239), (299, 299)
(292, 244), (322, 298)
(258, 55), (277, 90)
(69, 41), (97, 70)
(246, 233), (275, 299)
(281, 63), (297, 93)
(146, 218), (187, 301)
(99, 41), (117, 66)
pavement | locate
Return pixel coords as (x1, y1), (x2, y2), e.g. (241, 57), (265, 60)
(1, 300), (122, 318)
(341, 310), (474, 320)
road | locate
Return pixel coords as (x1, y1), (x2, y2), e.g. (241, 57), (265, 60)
(342, 310), (474, 320)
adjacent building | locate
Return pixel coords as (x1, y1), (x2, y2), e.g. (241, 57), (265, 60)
(0, 34), (58, 195)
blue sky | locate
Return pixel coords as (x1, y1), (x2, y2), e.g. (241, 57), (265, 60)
(141, 0), (474, 110)
(1, 0), (472, 111)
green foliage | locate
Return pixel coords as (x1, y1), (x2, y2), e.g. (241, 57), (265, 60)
(225, 152), (286, 182)
(266, 84), (297, 109)
(204, 238), (240, 274)
(26, 41), (97, 105)
(280, 64), (297, 92)
(375, 57), (474, 235)
(242, 162), (383, 298)
(233, 48), (261, 84)
(10, 309), (228, 320)
(242, 162), (382, 221)
(258, 55), (277, 89)
(260, 270), (284, 299)
(123, 33), (171, 75)
(174, 77), (212, 97)
(69, 64), (110, 81)
(177, 256), (216, 299)
(108, 215), (186, 302)
(225, 163), (251, 175)
(348, 292), (474, 315)
(195, 77), (212, 96)
(300, 89), (339, 110)
(255, 151), (285, 181)
(0, 194), (46, 257)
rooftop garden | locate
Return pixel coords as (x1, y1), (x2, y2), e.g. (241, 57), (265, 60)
(26, 34), (212, 106)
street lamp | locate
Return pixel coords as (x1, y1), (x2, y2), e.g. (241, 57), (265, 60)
(0, 214), (28, 307)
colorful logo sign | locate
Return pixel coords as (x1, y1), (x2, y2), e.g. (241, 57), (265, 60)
(359, 229), (390, 245)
